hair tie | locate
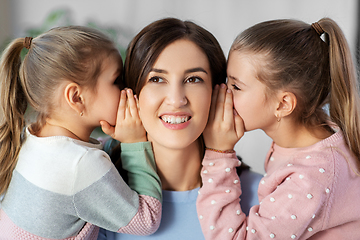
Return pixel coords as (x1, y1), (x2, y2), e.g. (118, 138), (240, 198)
(24, 37), (33, 49)
(311, 22), (324, 36)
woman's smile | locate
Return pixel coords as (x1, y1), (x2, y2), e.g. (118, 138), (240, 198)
(160, 113), (192, 130)
(138, 39), (212, 150)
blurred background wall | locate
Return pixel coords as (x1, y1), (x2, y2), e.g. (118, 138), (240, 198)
(1, 0), (358, 174)
(0, 0), (11, 46)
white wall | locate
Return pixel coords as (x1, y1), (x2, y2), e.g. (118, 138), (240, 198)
(4, 0), (358, 174)
(0, 0), (11, 45)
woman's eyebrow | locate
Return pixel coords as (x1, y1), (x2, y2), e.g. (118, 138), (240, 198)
(185, 67), (208, 74)
(150, 68), (168, 74)
(150, 67), (208, 74)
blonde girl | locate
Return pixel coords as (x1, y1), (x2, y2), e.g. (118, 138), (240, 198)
(197, 18), (360, 239)
(0, 26), (161, 239)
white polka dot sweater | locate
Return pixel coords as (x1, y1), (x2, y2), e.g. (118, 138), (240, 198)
(196, 130), (360, 239)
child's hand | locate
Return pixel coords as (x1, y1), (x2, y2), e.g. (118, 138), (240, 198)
(100, 88), (147, 143)
(203, 84), (244, 151)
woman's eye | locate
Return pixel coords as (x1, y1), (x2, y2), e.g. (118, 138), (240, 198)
(232, 84), (241, 91)
(149, 76), (164, 83)
(185, 77), (203, 83)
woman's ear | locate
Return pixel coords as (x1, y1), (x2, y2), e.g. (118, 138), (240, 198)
(64, 82), (85, 116)
(274, 91), (297, 119)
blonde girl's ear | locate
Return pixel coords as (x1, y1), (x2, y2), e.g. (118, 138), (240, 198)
(64, 82), (85, 116)
(274, 91), (297, 120)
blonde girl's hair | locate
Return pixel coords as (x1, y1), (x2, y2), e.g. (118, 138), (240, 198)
(231, 17), (360, 161)
(0, 26), (122, 195)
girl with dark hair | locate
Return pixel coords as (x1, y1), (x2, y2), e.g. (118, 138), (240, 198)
(197, 18), (360, 239)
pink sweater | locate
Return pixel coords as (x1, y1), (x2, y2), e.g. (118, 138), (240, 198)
(197, 130), (360, 239)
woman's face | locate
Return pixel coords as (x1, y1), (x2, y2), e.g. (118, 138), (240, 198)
(138, 39), (212, 150)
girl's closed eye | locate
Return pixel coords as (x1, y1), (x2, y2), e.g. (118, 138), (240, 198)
(231, 83), (241, 91)
(114, 75), (124, 89)
(114, 75), (120, 84)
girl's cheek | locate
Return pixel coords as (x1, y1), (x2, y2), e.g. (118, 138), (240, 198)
(232, 96), (240, 112)
(233, 98), (246, 120)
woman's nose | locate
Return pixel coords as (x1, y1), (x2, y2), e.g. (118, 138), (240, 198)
(165, 85), (188, 107)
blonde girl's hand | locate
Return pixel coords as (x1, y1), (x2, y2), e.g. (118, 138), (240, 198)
(100, 88), (147, 143)
(203, 84), (244, 151)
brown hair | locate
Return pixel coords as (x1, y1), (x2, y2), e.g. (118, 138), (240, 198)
(231, 18), (360, 160)
(123, 18), (226, 159)
(124, 17), (226, 95)
(0, 26), (121, 195)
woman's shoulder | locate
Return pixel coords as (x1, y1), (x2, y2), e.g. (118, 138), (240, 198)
(98, 188), (205, 240)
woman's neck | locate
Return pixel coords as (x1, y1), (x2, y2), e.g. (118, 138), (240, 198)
(151, 140), (202, 191)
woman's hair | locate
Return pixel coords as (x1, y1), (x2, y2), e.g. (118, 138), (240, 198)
(231, 18), (360, 160)
(123, 18), (226, 159)
(124, 17), (227, 95)
(0, 25), (122, 195)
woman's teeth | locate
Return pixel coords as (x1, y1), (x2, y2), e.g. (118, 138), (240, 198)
(161, 116), (189, 124)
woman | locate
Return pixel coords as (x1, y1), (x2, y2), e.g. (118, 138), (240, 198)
(98, 17), (262, 240)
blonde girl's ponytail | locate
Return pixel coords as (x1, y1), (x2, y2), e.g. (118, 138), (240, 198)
(318, 18), (360, 159)
(0, 38), (28, 196)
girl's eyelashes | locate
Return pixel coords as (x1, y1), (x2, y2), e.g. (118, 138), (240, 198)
(114, 75), (125, 89)
(231, 83), (241, 91)
(114, 75), (121, 84)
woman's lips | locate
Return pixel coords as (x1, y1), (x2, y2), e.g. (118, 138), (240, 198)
(160, 114), (191, 130)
